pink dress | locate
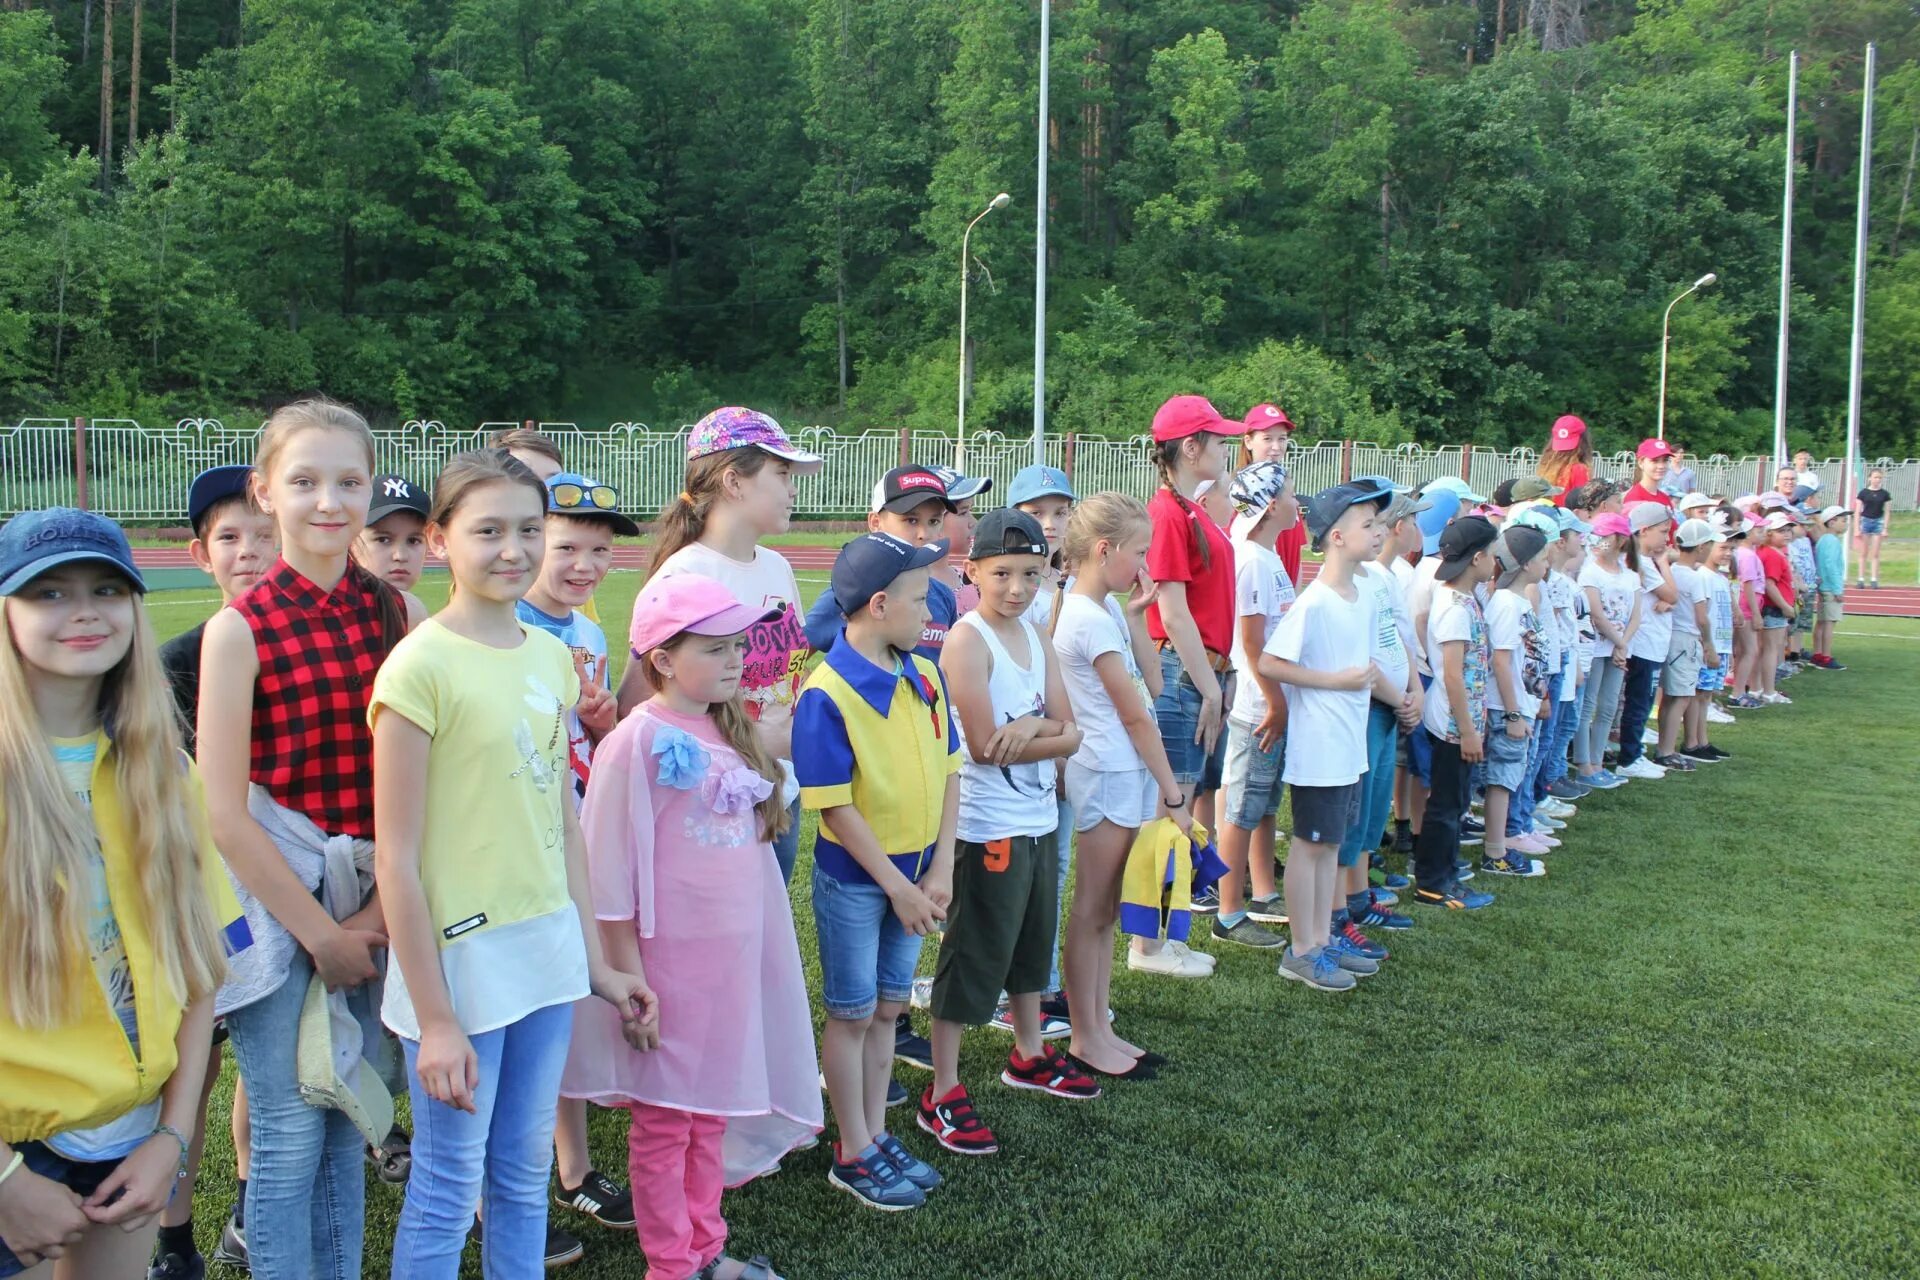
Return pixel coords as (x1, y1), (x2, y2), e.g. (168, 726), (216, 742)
(560, 702), (821, 1185)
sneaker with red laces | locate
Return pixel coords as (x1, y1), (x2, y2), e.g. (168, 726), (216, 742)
(916, 1084), (1000, 1155)
(1337, 917), (1388, 961)
(1000, 1046), (1101, 1101)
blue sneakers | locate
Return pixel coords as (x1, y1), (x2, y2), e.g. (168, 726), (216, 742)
(874, 1133), (942, 1191)
(1412, 880), (1496, 910)
(1355, 898), (1414, 931)
(1582, 769), (1626, 790)
(829, 1141), (925, 1211)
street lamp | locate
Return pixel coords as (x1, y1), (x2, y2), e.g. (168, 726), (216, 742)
(1657, 272), (1718, 440)
(957, 192), (1012, 470)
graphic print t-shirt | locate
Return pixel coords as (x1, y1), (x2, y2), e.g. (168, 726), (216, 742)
(654, 544), (811, 725)
(516, 600), (609, 811)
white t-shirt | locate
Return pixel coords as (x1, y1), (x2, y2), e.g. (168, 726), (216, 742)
(1356, 561), (1410, 693)
(652, 543), (809, 729)
(1420, 586), (1490, 743)
(1485, 588), (1540, 720)
(1408, 555), (1444, 677)
(1227, 538), (1296, 726)
(1630, 560), (1675, 662)
(1668, 562), (1708, 637)
(1265, 578), (1375, 787)
(1055, 593), (1151, 773)
(1546, 571), (1580, 700)
(1578, 559), (1639, 656)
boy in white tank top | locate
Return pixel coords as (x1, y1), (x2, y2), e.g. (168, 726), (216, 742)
(923, 511), (1096, 1157)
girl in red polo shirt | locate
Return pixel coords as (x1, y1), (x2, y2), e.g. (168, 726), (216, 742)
(1539, 415), (1592, 505)
(1134, 394), (1244, 980)
(1623, 439), (1678, 511)
(196, 400), (422, 1280)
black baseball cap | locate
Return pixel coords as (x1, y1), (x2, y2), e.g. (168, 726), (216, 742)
(1493, 524), (1549, 582)
(187, 464), (254, 532)
(968, 509), (1048, 560)
(830, 532), (950, 616)
(367, 474), (431, 525)
(871, 466), (956, 515)
(1433, 515), (1498, 583)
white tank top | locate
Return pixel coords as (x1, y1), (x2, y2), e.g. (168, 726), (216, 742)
(953, 612), (1059, 842)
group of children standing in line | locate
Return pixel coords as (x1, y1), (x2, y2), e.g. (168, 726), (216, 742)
(0, 395), (1858, 1280)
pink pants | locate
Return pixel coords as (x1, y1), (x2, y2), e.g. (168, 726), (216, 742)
(628, 1102), (728, 1280)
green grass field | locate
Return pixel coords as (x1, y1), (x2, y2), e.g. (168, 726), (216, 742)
(145, 576), (1919, 1279)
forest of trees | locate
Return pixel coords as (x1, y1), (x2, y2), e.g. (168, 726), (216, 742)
(1, 0), (1916, 456)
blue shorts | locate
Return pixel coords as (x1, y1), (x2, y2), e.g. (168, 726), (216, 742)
(1405, 672), (1435, 784)
(0, 1142), (126, 1277)
(1154, 647), (1230, 790)
(1221, 721), (1285, 830)
(1484, 719), (1533, 792)
(812, 865), (926, 1021)
(1860, 516), (1885, 535)
(1696, 661), (1726, 692)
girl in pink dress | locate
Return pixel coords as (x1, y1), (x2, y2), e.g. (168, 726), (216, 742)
(562, 573), (820, 1280)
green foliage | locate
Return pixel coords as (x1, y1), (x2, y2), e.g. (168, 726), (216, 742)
(1, 0), (1917, 456)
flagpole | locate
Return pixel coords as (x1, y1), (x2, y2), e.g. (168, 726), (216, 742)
(1842, 43), (1876, 585)
(1773, 51), (1798, 473)
(1032, 0), (1050, 466)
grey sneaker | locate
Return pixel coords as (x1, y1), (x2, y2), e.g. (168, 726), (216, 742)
(1210, 915), (1284, 949)
(1277, 945), (1356, 992)
(1245, 893), (1288, 924)
(1323, 933), (1382, 975)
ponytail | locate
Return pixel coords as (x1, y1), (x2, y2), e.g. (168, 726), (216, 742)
(642, 447), (775, 586)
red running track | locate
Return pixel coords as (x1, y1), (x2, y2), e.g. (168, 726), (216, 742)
(128, 546), (1920, 618)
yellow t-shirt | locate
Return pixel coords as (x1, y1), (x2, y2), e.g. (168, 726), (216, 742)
(368, 620), (589, 1037)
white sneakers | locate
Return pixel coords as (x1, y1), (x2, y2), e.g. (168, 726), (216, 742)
(1763, 691), (1793, 705)
(1705, 704), (1737, 724)
(1128, 942), (1213, 979)
(1616, 757), (1667, 781)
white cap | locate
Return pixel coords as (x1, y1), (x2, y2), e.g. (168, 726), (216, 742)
(1818, 504), (1850, 524)
(1763, 512), (1794, 530)
(1676, 491), (1715, 512)
(1675, 518), (1726, 548)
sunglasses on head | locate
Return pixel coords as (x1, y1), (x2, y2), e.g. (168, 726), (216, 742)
(550, 483), (619, 512)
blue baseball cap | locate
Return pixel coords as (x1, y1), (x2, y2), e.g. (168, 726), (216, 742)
(1415, 489), (1464, 556)
(187, 464), (254, 532)
(1422, 475), (1490, 506)
(1006, 464), (1076, 507)
(0, 508), (147, 596)
(1302, 481), (1392, 551)
(546, 472), (641, 536)
(830, 532), (950, 616)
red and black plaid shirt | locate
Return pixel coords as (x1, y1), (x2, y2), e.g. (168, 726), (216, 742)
(231, 559), (391, 837)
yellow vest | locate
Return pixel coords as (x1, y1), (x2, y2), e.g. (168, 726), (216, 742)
(0, 734), (241, 1144)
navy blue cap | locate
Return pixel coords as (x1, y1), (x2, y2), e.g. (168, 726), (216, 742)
(831, 533), (950, 616)
(187, 464), (254, 532)
(367, 474), (431, 525)
(1302, 480), (1393, 550)
(0, 508), (147, 595)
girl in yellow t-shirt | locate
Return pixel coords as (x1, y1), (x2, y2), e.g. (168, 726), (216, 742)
(370, 449), (652, 1279)
(0, 509), (230, 1278)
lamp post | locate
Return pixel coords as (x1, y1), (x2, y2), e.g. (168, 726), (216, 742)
(1657, 272), (1718, 440)
(957, 192), (1011, 470)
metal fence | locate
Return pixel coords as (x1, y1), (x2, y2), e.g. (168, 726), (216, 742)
(4, 416), (1917, 524)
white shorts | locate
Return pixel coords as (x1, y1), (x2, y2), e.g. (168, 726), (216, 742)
(1066, 761), (1158, 834)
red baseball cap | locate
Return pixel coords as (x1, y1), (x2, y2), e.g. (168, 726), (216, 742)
(1242, 403), (1294, 434)
(1636, 437), (1675, 461)
(1152, 395), (1242, 444)
(1549, 414), (1586, 449)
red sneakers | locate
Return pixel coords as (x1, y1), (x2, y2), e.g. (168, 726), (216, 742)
(999, 1046), (1102, 1101)
(916, 1084), (1000, 1155)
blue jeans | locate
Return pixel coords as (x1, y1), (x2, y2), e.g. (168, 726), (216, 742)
(1543, 673), (1582, 793)
(395, 1000), (574, 1279)
(1047, 797), (1072, 993)
(1154, 647), (1227, 789)
(1336, 703), (1399, 867)
(1617, 656), (1661, 767)
(1576, 656), (1624, 768)
(225, 948), (369, 1280)
(812, 866), (925, 1020)
(771, 797), (800, 884)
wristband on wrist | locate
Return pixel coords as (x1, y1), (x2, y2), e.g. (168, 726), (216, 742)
(1163, 792), (1187, 810)
(151, 1124), (191, 1180)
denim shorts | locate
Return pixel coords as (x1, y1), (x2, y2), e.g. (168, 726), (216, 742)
(1154, 647), (1230, 790)
(812, 865), (926, 1021)
(1484, 719), (1532, 792)
(1405, 673), (1435, 784)
(0, 1142), (126, 1276)
(1860, 516), (1885, 535)
(1762, 609), (1789, 630)
(1221, 720), (1284, 830)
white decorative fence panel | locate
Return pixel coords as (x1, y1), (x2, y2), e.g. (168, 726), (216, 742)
(3, 417), (1915, 523)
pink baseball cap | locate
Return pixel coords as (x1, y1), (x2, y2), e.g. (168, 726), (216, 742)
(1550, 415), (1587, 448)
(1590, 511), (1632, 538)
(628, 573), (781, 658)
(1152, 395), (1243, 444)
(1242, 403), (1295, 434)
(1636, 437), (1676, 461)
